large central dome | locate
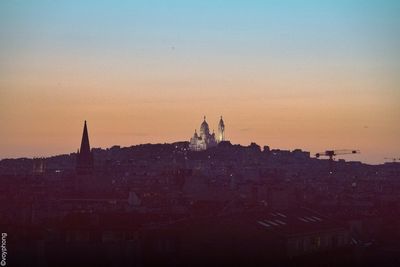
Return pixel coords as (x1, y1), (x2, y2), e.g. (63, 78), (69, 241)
(199, 116), (210, 137)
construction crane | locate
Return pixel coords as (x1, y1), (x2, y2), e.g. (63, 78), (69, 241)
(384, 157), (400, 163)
(315, 149), (360, 161)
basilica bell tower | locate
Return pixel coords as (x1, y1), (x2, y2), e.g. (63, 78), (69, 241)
(217, 116), (225, 143)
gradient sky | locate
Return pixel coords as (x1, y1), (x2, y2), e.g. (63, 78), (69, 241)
(1, 0), (399, 164)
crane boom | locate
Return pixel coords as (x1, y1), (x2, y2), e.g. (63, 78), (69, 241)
(316, 149), (360, 160)
(384, 157), (400, 162)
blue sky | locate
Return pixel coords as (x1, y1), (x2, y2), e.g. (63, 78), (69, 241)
(0, 0), (399, 162)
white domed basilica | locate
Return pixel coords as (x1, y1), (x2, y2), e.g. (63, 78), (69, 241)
(189, 116), (225, 151)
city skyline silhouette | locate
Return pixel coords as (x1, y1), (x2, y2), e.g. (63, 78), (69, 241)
(1, 2), (400, 266)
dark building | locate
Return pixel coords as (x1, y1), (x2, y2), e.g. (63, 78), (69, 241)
(32, 157), (46, 175)
(139, 208), (351, 266)
(76, 120), (94, 175)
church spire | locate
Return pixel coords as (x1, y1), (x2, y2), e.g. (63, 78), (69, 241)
(76, 120), (94, 175)
(80, 120), (91, 155)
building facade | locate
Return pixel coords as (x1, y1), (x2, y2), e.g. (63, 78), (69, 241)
(189, 116), (225, 151)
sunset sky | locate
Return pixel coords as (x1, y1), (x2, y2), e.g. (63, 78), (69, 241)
(1, 0), (399, 164)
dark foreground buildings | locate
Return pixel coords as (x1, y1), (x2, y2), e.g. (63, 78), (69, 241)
(0, 121), (400, 266)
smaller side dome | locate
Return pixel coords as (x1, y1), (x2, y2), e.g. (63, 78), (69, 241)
(200, 116), (210, 136)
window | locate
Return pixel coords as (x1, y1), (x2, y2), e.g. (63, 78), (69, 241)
(311, 236), (321, 250)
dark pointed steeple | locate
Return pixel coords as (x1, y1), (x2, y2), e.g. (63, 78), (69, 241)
(76, 120), (94, 175)
(80, 120), (91, 155)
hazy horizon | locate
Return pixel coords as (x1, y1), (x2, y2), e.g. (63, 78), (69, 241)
(1, 0), (399, 164)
